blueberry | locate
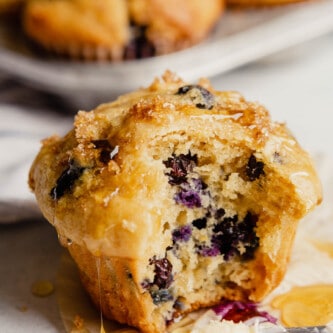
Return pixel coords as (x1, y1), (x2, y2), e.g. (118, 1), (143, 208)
(141, 256), (174, 305)
(172, 225), (192, 243)
(210, 212), (259, 261)
(150, 288), (173, 305)
(50, 160), (85, 200)
(246, 155), (265, 181)
(163, 152), (198, 185)
(213, 215), (238, 233)
(192, 218), (207, 230)
(176, 85), (215, 110)
(91, 139), (111, 149)
(214, 208), (226, 220)
(123, 26), (156, 60)
(149, 256), (173, 289)
(174, 189), (201, 208)
(92, 139), (118, 164)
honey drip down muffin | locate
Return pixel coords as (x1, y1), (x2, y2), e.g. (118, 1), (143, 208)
(22, 0), (224, 60)
(29, 71), (322, 333)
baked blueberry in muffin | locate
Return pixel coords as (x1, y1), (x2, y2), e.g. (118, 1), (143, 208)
(29, 71), (322, 333)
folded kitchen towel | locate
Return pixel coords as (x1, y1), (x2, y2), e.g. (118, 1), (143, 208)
(0, 76), (72, 222)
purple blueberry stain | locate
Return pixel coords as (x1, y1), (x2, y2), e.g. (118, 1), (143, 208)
(172, 225), (192, 243)
(213, 300), (278, 324)
(174, 189), (201, 208)
(197, 244), (220, 257)
(191, 177), (208, 191)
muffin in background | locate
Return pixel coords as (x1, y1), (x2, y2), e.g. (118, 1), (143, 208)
(128, 0), (224, 55)
(22, 0), (224, 61)
(22, 0), (130, 60)
(0, 0), (26, 15)
(29, 71), (322, 333)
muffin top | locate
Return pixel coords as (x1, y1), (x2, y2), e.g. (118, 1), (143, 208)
(29, 71), (322, 260)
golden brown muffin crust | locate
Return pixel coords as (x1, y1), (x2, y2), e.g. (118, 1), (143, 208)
(29, 71), (321, 258)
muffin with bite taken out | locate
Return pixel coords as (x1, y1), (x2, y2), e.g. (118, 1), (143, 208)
(29, 71), (321, 333)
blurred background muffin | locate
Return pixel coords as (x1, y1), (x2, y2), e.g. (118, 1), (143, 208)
(22, 0), (130, 61)
(22, 0), (224, 61)
(0, 0), (26, 15)
(128, 0), (224, 55)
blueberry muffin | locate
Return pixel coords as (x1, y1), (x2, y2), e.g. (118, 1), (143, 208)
(22, 0), (223, 60)
(29, 71), (322, 333)
(22, 0), (130, 60)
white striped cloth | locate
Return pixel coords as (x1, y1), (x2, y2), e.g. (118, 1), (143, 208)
(0, 75), (72, 223)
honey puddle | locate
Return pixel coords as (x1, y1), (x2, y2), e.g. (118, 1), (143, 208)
(271, 284), (333, 326)
(31, 280), (55, 297)
(269, 240), (333, 327)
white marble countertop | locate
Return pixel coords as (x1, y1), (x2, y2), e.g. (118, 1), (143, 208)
(0, 31), (333, 333)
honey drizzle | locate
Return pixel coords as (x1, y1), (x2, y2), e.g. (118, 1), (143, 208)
(53, 197), (63, 246)
(96, 257), (106, 333)
(271, 284), (333, 326)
